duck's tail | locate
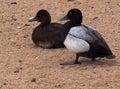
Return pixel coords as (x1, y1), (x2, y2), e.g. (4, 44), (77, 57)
(106, 54), (116, 59)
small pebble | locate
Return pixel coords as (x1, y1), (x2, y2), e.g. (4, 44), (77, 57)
(91, 6), (94, 8)
(18, 60), (22, 63)
(67, 0), (74, 1)
(0, 31), (2, 33)
(11, 16), (17, 21)
(60, 66), (64, 69)
(24, 24), (30, 26)
(14, 67), (22, 73)
(17, 26), (22, 29)
(31, 78), (36, 82)
(14, 70), (19, 73)
(11, 2), (17, 4)
(3, 83), (7, 85)
(23, 35), (29, 38)
(35, 56), (39, 59)
(93, 17), (98, 20)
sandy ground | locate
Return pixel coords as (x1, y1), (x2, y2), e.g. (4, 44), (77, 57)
(0, 0), (120, 89)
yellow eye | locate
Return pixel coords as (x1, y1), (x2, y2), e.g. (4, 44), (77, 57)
(69, 12), (72, 14)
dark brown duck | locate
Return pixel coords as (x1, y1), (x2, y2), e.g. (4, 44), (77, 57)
(29, 9), (64, 48)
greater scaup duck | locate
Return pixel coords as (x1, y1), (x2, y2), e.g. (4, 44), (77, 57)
(28, 9), (64, 48)
(59, 8), (115, 65)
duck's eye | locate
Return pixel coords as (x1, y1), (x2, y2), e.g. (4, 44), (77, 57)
(69, 12), (72, 15)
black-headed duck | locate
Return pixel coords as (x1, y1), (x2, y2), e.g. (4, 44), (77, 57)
(59, 8), (115, 65)
(29, 9), (64, 48)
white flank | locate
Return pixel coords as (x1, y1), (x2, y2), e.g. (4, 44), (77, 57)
(64, 34), (90, 53)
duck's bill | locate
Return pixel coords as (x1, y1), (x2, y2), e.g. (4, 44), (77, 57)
(58, 15), (69, 21)
(28, 17), (38, 22)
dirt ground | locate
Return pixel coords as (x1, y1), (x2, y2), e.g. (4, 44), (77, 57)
(0, 0), (120, 89)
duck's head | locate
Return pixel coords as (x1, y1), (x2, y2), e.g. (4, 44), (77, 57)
(59, 8), (83, 25)
(28, 9), (51, 24)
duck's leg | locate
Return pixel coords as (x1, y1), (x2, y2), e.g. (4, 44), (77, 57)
(91, 57), (96, 61)
(60, 54), (81, 65)
(74, 54), (81, 64)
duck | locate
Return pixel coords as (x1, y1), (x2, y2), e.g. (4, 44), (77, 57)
(28, 9), (64, 48)
(59, 8), (115, 65)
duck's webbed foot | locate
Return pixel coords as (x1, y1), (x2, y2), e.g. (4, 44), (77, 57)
(60, 54), (81, 65)
(74, 61), (81, 64)
(60, 61), (81, 65)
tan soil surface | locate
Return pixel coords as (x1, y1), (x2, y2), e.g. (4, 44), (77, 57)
(0, 0), (120, 89)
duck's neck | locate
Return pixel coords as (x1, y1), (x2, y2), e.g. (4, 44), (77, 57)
(71, 21), (82, 26)
(61, 21), (82, 42)
(61, 21), (73, 41)
(41, 20), (51, 26)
